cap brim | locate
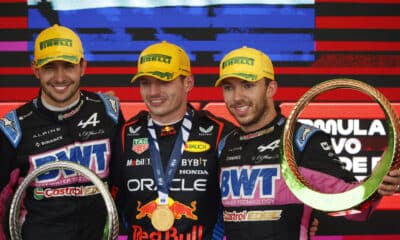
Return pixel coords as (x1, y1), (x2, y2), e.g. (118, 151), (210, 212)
(215, 73), (260, 86)
(131, 72), (178, 83)
(35, 55), (81, 68)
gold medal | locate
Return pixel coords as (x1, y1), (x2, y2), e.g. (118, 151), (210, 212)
(151, 205), (174, 231)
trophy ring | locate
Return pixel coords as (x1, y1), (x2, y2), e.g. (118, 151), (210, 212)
(280, 78), (400, 212)
(9, 161), (119, 240)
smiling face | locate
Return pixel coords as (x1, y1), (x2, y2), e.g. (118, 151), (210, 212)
(221, 77), (277, 132)
(139, 75), (194, 124)
(32, 60), (86, 108)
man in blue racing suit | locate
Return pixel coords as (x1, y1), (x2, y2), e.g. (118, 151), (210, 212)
(111, 41), (235, 240)
(0, 24), (124, 240)
(214, 46), (400, 239)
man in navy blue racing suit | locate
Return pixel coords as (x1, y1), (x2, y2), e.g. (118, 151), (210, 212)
(0, 24), (124, 240)
(214, 46), (400, 239)
(111, 41), (235, 240)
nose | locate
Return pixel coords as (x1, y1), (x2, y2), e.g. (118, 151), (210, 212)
(54, 67), (66, 82)
(149, 81), (161, 96)
(232, 88), (244, 102)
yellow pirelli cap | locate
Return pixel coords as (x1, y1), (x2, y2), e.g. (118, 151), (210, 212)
(34, 24), (84, 68)
(215, 46), (274, 86)
(131, 41), (191, 83)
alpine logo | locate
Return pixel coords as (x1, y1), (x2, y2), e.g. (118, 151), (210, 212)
(78, 113), (100, 128)
(257, 139), (280, 152)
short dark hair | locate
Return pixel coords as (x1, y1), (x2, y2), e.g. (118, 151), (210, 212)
(264, 78), (273, 86)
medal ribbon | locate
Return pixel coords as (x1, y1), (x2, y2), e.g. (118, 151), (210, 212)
(147, 110), (193, 205)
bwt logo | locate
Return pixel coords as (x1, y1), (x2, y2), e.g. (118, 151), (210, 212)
(30, 140), (110, 185)
(220, 164), (280, 199)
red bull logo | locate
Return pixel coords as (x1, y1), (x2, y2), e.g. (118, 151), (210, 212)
(136, 198), (198, 221)
(160, 126), (176, 136)
(170, 200), (197, 220)
(132, 225), (204, 240)
(136, 200), (158, 219)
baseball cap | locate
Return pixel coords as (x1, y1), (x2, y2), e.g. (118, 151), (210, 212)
(131, 41), (191, 83)
(33, 24), (84, 68)
(215, 46), (274, 86)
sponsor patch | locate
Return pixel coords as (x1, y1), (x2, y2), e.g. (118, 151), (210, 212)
(223, 210), (282, 222)
(33, 183), (105, 200)
(132, 137), (149, 154)
(185, 140), (210, 153)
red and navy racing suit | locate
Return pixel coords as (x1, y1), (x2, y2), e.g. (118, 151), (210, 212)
(0, 90), (124, 240)
(218, 110), (379, 240)
(111, 106), (235, 240)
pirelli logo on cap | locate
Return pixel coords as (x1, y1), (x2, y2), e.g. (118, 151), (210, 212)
(185, 140), (210, 153)
(140, 54), (172, 64)
(222, 56), (255, 69)
(40, 38), (73, 50)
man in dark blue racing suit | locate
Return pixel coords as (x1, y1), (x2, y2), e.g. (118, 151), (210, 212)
(111, 41), (235, 240)
(214, 46), (400, 239)
(0, 24), (124, 240)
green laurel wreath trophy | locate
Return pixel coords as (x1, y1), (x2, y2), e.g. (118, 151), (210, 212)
(281, 78), (400, 212)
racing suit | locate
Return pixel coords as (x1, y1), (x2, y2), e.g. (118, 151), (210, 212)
(218, 110), (378, 240)
(0, 90), (124, 240)
(111, 105), (235, 240)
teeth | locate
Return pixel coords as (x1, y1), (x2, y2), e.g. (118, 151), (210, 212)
(55, 86), (67, 91)
(151, 99), (162, 104)
(236, 106), (248, 111)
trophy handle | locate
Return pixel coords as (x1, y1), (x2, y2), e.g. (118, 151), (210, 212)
(9, 161), (119, 240)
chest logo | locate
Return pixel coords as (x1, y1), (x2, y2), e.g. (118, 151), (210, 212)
(78, 113), (100, 128)
(257, 139), (280, 152)
(199, 125), (213, 134)
(132, 138), (149, 154)
(185, 141), (210, 153)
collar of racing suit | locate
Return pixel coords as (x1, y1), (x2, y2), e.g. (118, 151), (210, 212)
(34, 91), (85, 122)
(239, 107), (285, 141)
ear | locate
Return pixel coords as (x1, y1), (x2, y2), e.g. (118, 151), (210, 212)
(80, 59), (88, 77)
(184, 74), (195, 93)
(266, 80), (277, 97)
(31, 61), (40, 79)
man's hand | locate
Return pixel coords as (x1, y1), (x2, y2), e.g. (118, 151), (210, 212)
(377, 168), (400, 196)
(309, 217), (319, 238)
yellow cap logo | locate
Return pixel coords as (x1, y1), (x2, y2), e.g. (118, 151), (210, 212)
(221, 56), (255, 69)
(185, 141), (210, 153)
(140, 54), (172, 64)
